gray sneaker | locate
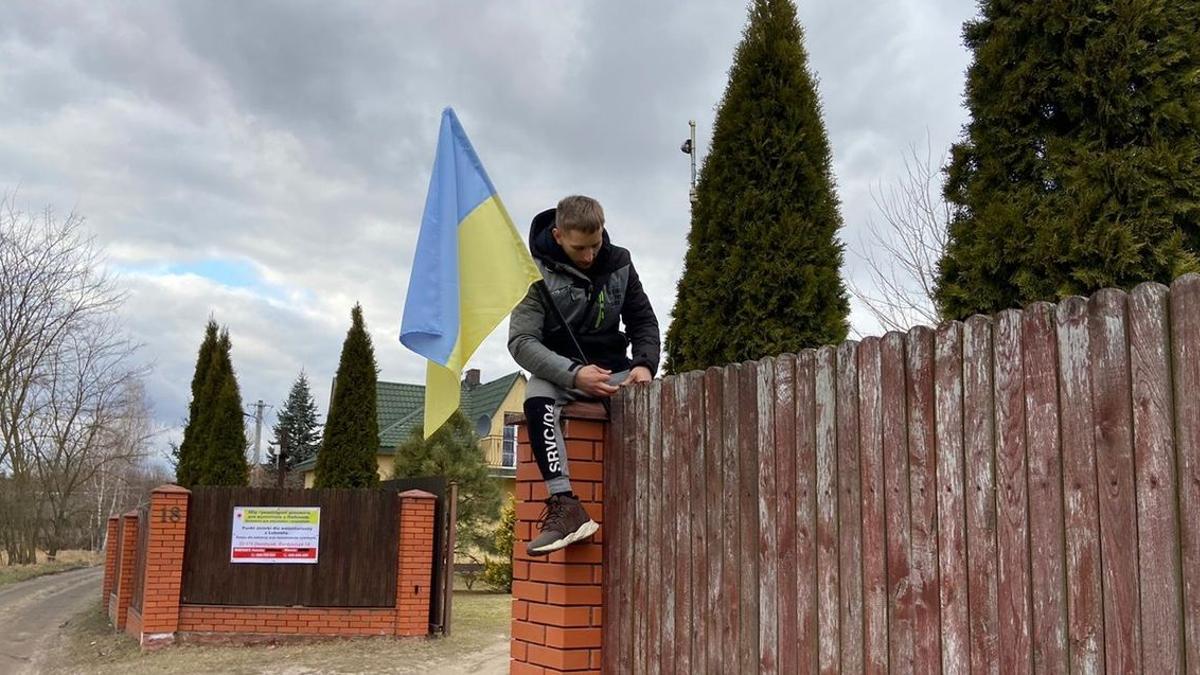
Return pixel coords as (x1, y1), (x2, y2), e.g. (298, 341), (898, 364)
(526, 494), (599, 556)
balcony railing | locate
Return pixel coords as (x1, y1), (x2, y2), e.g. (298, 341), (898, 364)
(480, 435), (515, 469)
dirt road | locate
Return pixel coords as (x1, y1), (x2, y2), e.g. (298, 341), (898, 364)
(0, 567), (101, 675)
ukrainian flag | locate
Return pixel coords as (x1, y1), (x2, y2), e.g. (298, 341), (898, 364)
(400, 108), (542, 437)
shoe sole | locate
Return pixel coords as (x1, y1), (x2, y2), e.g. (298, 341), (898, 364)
(528, 519), (600, 556)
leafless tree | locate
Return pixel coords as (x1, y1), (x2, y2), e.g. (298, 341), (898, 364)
(28, 320), (150, 558)
(0, 194), (132, 563)
(848, 139), (950, 334)
(86, 381), (160, 550)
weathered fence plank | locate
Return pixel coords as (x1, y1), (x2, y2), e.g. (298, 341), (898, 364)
(634, 382), (650, 674)
(857, 338), (888, 675)
(757, 358), (778, 674)
(796, 350), (820, 675)
(602, 392), (619, 672)
(1055, 297), (1105, 674)
(994, 310), (1034, 675)
(603, 390), (627, 674)
(836, 342), (865, 675)
(963, 315), (1000, 675)
(738, 361), (762, 675)
(648, 379), (664, 674)
(1170, 274), (1200, 672)
(722, 364), (742, 675)
(1088, 289), (1143, 674)
(934, 321), (970, 674)
(815, 346), (841, 675)
(773, 355), (800, 675)
(1021, 303), (1068, 672)
(905, 326), (942, 673)
(703, 367), (725, 674)
(881, 333), (914, 675)
(686, 369), (700, 667)
(1129, 282), (1185, 674)
(659, 378), (677, 674)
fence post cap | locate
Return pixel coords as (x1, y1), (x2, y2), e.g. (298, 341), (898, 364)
(108, 514), (121, 522)
(123, 509), (140, 518)
(398, 489), (437, 500)
(151, 483), (191, 495)
(562, 401), (608, 420)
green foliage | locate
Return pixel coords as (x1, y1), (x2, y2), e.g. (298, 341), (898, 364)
(268, 371), (323, 471)
(176, 320), (249, 487)
(204, 373), (250, 486)
(314, 304), (381, 488)
(392, 410), (501, 556)
(666, 0), (849, 373)
(480, 496), (515, 593)
(175, 320), (218, 486)
(936, 0), (1200, 319)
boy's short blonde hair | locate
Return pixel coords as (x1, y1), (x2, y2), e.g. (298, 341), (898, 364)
(555, 195), (605, 234)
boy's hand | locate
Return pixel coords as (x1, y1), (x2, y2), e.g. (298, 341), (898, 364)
(575, 365), (619, 398)
(622, 366), (652, 386)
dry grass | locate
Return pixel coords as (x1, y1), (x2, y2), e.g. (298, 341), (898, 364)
(44, 590), (512, 675)
(0, 549), (102, 588)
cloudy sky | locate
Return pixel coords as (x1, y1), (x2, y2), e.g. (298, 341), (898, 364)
(0, 0), (975, 464)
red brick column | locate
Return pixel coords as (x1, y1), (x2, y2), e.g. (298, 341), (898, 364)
(109, 511), (139, 629)
(135, 484), (190, 648)
(395, 489), (436, 637)
(102, 515), (120, 612)
(512, 402), (607, 675)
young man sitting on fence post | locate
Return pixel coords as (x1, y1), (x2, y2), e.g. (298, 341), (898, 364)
(508, 195), (661, 556)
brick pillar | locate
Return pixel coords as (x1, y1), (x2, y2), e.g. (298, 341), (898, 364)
(136, 484), (190, 649)
(395, 489), (436, 637)
(110, 511), (139, 630)
(512, 402), (607, 675)
(102, 515), (120, 612)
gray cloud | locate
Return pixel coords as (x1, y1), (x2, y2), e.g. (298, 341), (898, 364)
(0, 0), (976, 461)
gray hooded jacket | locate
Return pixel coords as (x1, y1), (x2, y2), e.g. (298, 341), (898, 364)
(508, 208), (660, 389)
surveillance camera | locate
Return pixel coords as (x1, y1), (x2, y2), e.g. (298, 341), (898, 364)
(680, 139), (693, 155)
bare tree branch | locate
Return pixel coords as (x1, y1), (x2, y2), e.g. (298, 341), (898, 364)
(0, 193), (143, 562)
(848, 137), (950, 334)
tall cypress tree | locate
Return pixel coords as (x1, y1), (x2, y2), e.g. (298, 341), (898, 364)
(268, 371), (323, 471)
(314, 304), (380, 488)
(176, 319), (218, 487)
(936, 0), (1200, 319)
(666, 0), (849, 373)
(197, 329), (249, 486)
(204, 370), (250, 486)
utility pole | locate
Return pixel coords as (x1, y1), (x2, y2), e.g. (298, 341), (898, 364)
(680, 119), (698, 205)
(244, 400), (271, 484)
(277, 428), (289, 489)
(251, 400), (266, 466)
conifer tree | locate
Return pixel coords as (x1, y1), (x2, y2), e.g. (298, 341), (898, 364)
(666, 0), (849, 373)
(268, 372), (323, 471)
(197, 329), (249, 486)
(314, 304), (380, 488)
(176, 319), (218, 487)
(204, 371), (250, 486)
(393, 410), (501, 555)
(936, 0), (1200, 319)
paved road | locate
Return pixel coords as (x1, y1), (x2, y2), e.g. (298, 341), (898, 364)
(0, 567), (101, 675)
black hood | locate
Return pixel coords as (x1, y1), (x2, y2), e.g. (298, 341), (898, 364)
(528, 207), (624, 276)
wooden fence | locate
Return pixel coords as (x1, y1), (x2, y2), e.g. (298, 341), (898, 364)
(181, 487), (400, 607)
(603, 276), (1200, 674)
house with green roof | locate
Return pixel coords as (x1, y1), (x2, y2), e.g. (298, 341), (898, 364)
(296, 369), (526, 499)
